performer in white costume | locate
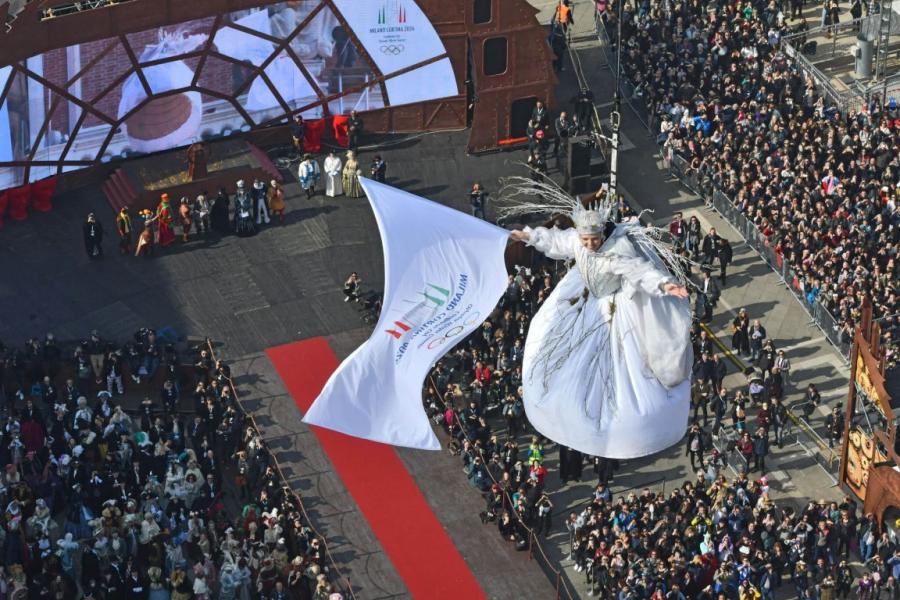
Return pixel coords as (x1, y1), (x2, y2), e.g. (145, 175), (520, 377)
(504, 180), (693, 459)
(323, 151), (343, 197)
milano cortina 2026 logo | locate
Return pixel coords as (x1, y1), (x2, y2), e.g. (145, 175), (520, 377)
(372, 0), (415, 56)
(385, 273), (481, 365)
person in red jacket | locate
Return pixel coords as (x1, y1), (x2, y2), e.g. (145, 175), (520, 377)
(474, 361), (492, 385)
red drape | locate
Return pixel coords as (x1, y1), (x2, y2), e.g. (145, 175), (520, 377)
(31, 177), (57, 212)
(0, 190), (7, 229)
(303, 118), (326, 153)
(332, 115), (350, 147)
(7, 184), (31, 221)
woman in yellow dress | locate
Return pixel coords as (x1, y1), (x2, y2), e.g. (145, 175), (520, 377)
(342, 151), (364, 198)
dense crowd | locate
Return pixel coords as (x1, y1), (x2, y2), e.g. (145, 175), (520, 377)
(565, 476), (896, 599)
(416, 182), (899, 597)
(0, 331), (344, 600)
(599, 0), (899, 365)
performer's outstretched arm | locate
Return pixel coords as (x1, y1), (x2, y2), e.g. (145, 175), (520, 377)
(509, 226), (577, 261)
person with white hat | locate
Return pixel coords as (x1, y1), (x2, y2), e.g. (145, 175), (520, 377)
(298, 154), (322, 200)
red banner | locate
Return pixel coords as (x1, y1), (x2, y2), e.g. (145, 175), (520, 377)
(303, 118), (326, 153)
(332, 115), (349, 147)
(7, 184), (31, 221)
(31, 177), (57, 212)
(0, 190), (8, 229)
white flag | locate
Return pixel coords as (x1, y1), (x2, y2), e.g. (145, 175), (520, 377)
(302, 178), (510, 450)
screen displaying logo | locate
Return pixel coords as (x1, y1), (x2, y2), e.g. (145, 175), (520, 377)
(378, 1), (407, 25)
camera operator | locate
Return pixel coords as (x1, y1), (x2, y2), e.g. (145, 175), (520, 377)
(343, 272), (361, 303)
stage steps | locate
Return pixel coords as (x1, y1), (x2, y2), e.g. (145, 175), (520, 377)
(102, 168), (139, 213)
(101, 141), (281, 216)
(246, 143), (283, 182)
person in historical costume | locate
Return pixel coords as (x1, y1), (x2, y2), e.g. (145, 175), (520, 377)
(83, 213), (104, 259)
(187, 141), (208, 181)
(194, 193), (210, 235)
(342, 151), (363, 198)
(156, 194), (176, 247)
(369, 154), (387, 183)
(178, 197), (193, 242)
(135, 210), (156, 258)
(298, 154), (321, 199)
(266, 180), (286, 224)
(252, 179), (270, 225)
(115, 207), (132, 254)
(233, 180), (256, 237)
(210, 187), (231, 234)
(323, 151), (343, 197)
(502, 178), (692, 459)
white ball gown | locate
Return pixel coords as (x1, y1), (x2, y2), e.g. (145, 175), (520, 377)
(521, 223), (693, 459)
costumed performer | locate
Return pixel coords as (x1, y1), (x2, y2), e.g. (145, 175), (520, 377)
(233, 180), (256, 237)
(156, 194), (176, 247)
(116, 207), (132, 255)
(178, 197), (192, 242)
(210, 187), (230, 234)
(187, 141), (208, 181)
(135, 209), (156, 258)
(267, 180), (286, 223)
(298, 154), (321, 200)
(324, 151), (343, 197)
(502, 178), (693, 459)
(342, 151), (363, 198)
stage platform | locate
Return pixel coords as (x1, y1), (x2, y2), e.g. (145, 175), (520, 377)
(102, 139), (282, 214)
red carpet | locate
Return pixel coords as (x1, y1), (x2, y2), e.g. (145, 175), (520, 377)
(266, 338), (486, 600)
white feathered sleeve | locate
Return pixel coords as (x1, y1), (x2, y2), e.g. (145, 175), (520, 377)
(523, 226), (578, 260)
(599, 252), (672, 298)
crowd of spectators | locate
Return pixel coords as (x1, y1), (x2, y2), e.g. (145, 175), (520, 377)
(0, 331), (345, 599)
(564, 474), (898, 599)
(599, 0), (898, 367)
(417, 184), (899, 597)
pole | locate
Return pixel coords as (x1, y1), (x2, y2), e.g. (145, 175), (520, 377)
(609, 0), (624, 201)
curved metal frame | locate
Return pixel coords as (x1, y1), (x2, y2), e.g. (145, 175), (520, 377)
(0, 0), (457, 187)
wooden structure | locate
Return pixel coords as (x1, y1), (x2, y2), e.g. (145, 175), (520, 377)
(840, 297), (899, 525)
(0, 0), (555, 192)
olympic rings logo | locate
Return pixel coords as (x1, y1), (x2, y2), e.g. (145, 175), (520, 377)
(380, 45), (404, 55)
(422, 311), (482, 350)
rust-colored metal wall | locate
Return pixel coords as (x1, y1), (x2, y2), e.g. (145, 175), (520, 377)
(463, 0), (557, 152)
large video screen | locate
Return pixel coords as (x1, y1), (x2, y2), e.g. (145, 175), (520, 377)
(0, 0), (458, 190)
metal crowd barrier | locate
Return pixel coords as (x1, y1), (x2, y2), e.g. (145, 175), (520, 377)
(206, 340), (358, 600)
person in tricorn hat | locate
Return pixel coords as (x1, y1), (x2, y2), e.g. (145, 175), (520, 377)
(298, 154), (321, 200)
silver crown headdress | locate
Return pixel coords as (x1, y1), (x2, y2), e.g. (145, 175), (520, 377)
(497, 174), (617, 233)
(497, 172), (694, 285)
(572, 201), (616, 235)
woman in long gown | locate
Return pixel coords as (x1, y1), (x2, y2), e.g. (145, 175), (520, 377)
(504, 181), (692, 459)
(156, 194), (176, 247)
(324, 151), (343, 197)
(210, 188), (230, 233)
(342, 151), (364, 198)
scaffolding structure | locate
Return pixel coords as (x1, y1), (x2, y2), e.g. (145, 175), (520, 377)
(781, 4), (900, 113)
